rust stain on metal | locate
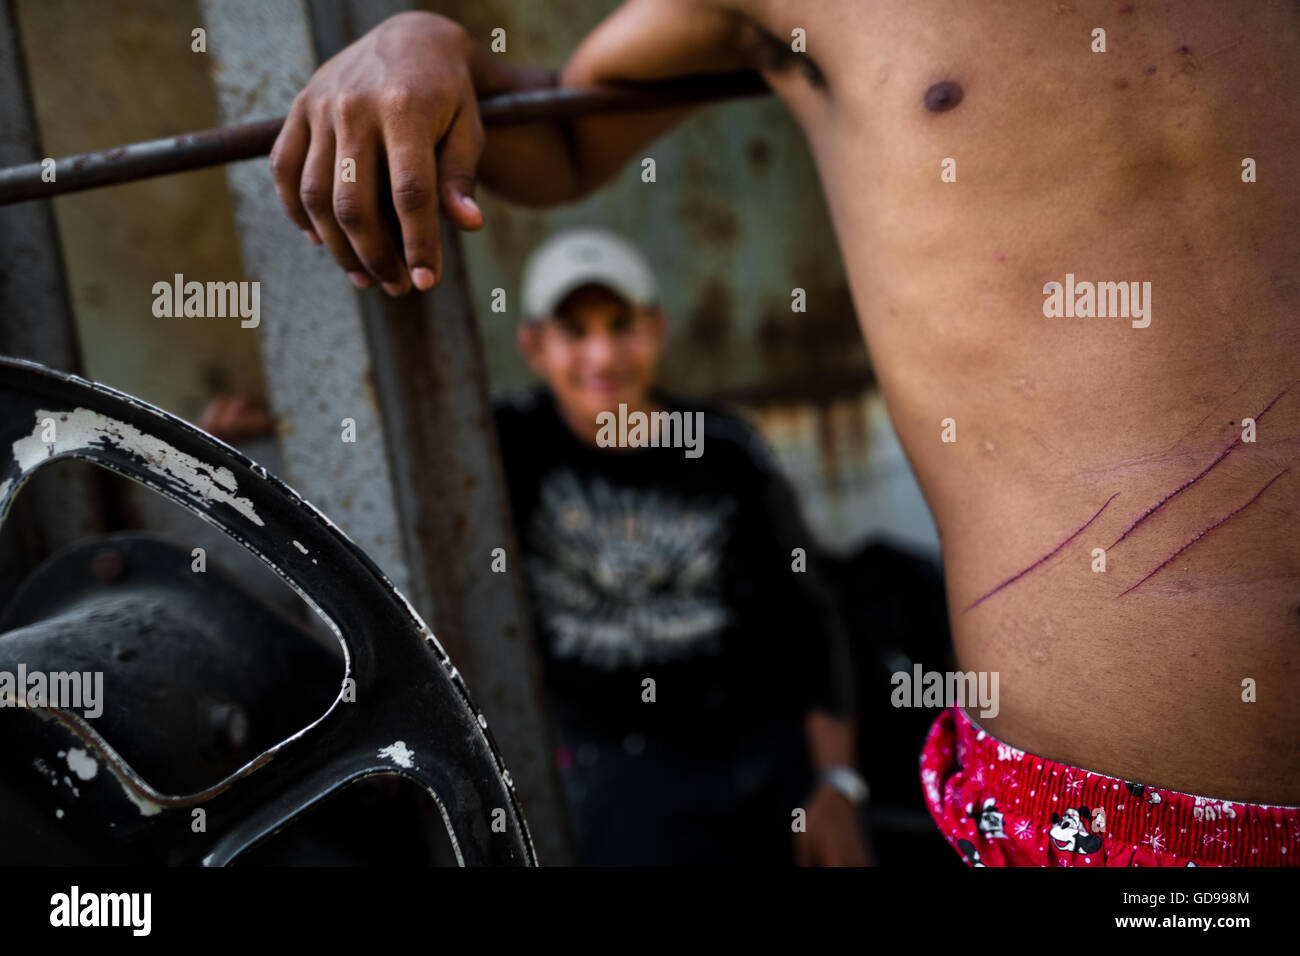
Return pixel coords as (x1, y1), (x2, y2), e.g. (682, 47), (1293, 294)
(675, 197), (739, 246)
(731, 278), (874, 481)
(688, 279), (733, 353)
(755, 280), (863, 385)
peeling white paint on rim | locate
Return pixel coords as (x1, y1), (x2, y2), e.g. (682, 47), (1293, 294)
(379, 741), (415, 769)
(65, 748), (98, 781)
(12, 408), (265, 527)
(121, 785), (164, 817)
(62, 746), (162, 817)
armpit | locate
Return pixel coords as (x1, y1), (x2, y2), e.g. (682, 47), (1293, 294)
(736, 15), (828, 90)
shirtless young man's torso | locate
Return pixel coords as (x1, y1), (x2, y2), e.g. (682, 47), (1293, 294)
(734, 0), (1300, 804)
(272, 0), (1300, 806)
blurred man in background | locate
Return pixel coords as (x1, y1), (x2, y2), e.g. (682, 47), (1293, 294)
(494, 228), (867, 865)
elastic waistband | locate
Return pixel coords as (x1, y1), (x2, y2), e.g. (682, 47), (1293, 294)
(946, 706), (1297, 865)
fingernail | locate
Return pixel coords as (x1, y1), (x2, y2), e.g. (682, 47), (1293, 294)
(303, 229), (322, 245)
(348, 271), (373, 289)
(382, 281), (405, 297)
(460, 195), (480, 216)
(411, 267), (435, 291)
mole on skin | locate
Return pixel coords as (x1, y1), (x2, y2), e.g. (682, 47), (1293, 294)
(925, 81), (963, 112)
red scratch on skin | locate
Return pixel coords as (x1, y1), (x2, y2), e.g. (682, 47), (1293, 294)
(1108, 381), (1296, 549)
(1119, 469), (1289, 597)
(965, 492), (1119, 612)
(1109, 440), (1238, 548)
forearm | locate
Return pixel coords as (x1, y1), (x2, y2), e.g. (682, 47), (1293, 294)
(467, 0), (753, 205)
(802, 708), (872, 866)
(465, 47), (584, 204)
(804, 708), (857, 771)
(470, 60), (710, 205)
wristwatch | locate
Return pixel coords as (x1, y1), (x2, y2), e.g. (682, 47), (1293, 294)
(820, 765), (869, 807)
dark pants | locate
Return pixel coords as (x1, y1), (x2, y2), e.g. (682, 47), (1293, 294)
(552, 714), (813, 866)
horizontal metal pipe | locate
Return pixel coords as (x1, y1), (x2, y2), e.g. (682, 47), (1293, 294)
(0, 71), (767, 205)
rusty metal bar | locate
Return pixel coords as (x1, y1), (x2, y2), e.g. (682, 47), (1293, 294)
(0, 71), (767, 205)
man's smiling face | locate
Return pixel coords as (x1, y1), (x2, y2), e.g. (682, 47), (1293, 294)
(520, 283), (666, 439)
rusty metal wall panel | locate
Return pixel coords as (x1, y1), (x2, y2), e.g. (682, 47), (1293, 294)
(13, 0), (267, 424)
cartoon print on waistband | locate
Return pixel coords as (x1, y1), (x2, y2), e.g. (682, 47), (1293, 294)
(967, 797), (1007, 839)
(1050, 806), (1104, 855)
(1125, 781), (1163, 806)
(957, 838), (986, 867)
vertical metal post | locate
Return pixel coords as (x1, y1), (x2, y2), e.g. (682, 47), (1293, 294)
(196, 0), (414, 600)
(0, 0), (105, 603)
(201, 0), (572, 863)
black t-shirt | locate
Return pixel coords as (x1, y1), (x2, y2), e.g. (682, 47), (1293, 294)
(494, 386), (848, 749)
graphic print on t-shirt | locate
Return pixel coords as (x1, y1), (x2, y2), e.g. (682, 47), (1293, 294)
(525, 469), (735, 669)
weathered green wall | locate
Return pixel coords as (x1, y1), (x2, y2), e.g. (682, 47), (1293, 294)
(17, 0), (264, 421)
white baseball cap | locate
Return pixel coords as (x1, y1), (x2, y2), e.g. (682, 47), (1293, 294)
(521, 227), (659, 322)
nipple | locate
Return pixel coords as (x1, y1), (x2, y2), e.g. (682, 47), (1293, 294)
(924, 81), (963, 113)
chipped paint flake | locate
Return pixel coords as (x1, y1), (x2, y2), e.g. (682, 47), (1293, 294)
(379, 741), (414, 768)
(66, 748), (98, 781)
(292, 540), (309, 554)
(121, 786), (163, 817)
(12, 408), (264, 526)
